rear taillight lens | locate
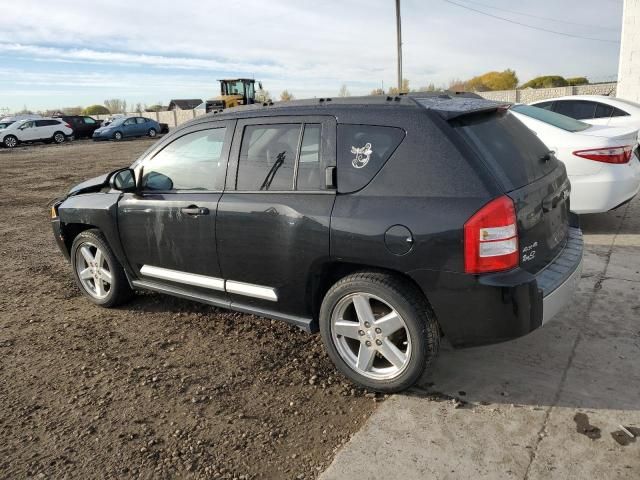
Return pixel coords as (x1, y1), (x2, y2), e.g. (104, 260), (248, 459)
(464, 196), (519, 274)
(573, 145), (633, 164)
(64, 122), (72, 129)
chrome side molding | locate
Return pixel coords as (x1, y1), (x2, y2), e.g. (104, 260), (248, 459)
(140, 265), (278, 302)
(139, 265), (225, 291)
(226, 280), (278, 302)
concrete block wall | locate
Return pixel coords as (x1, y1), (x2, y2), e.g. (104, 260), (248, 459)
(93, 109), (207, 130)
(617, 0), (640, 102)
(476, 82), (617, 104)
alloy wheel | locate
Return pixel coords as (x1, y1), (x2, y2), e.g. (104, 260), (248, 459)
(330, 293), (411, 380)
(74, 242), (112, 299)
(4, 136), (17, 148)
(54, 133), (65, 143)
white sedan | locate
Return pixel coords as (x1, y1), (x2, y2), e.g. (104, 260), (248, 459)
(530, 95), (640, 131)
(511, 104), (640, 214)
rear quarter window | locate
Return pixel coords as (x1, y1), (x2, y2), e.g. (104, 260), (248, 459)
(337, 124), (405, 193)
(453, 111), (558, 191)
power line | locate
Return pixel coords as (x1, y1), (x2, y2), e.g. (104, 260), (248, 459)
(443, 0), (621, 44)
(454, 0), (620, 31)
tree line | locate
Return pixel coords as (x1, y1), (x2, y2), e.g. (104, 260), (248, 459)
(8, 71), (598, 115)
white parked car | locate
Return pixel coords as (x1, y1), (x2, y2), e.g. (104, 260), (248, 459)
(510, 104), (640, 214)
(530, 95), (640, 131)
(0, 118), (74, 148)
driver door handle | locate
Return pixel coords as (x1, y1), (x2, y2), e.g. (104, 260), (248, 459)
(180, 206), (209, 216)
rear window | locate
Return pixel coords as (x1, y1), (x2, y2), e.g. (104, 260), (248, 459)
(553, 100), (596, 119)
(337, 124), (405, 193)
(511, 105), (590, 132)
(453, 110), (558, 190)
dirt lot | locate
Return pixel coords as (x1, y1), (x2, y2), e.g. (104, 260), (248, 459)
(0, 139), (377, 480)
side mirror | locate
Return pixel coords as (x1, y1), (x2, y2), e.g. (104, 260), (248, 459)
(142, 171), (174, 191)
(109, 168), (137, 192)
(258, 81), (263, 90)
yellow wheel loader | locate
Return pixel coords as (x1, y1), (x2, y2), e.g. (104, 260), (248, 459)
(205, 79), (262, 112)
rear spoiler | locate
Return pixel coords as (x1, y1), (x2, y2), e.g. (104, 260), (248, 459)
(411, 95), (512, 121)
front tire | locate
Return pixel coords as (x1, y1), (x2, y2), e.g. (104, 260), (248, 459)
(319, 271), (440, 393)
(52, 131), (65, 144)
(71, 229), (133, 307)
(113, 131), (123, 141)
(148, 128), (157, 138)
(3, 135), (17, 148)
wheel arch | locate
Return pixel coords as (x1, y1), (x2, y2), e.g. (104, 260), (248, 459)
(308, 261), (437, 330)
(61, 222), (99, 254)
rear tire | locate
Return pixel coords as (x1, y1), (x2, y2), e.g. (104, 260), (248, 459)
(148, 128), (157, 138)
(70, 229), (133, 307)
(319, 271), (440, 393)
(52, 131), (65, 144)
(3, 135), (17, 148)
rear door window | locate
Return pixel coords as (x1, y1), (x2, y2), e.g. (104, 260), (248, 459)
(453, 110), (558, 190)
(337, 124), (405, 193)
(297, 124), (323, 191)
(236, 124), (300, 191)
(594, 103), (614, 118)
(554, 100), (596, 119)
(611, 107), (629, 117)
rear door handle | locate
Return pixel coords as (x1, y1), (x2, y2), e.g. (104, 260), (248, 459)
(180, 206), (209, 216)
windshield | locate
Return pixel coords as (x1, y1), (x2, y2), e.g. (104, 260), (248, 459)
(0, 121), (13, 129)
(512, 104), (590, 132)
(223, 80), (245, 96)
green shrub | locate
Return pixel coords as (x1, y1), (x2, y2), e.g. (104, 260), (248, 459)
(521, 76), (568, 89)
(83, 105), (110, 115)
(566, 77), (589, 86)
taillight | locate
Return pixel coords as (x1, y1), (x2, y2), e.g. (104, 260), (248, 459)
(464, 196), (519, 274)
(573, 145), (633, 164)
(64, 122), (72, 129)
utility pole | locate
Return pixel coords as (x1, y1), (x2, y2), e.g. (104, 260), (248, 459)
(395, 0), (403, 92)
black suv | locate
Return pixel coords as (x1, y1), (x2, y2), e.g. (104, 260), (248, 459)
(51, 94), (583, 392)
(54, 115), (102, 139)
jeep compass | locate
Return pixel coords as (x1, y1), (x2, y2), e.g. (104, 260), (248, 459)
(51, 94), (583, 392)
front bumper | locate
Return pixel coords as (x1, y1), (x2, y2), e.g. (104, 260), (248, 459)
(92, 130), (114, 140)
(51, 216), (70, 261)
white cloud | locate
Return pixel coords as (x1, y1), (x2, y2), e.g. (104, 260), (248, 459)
(0, 0), (623, 110)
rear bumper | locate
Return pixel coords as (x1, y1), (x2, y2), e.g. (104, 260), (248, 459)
(411, 226), (584, 347)
(569, 156), (640, 214)
(539, 227), (584, 323)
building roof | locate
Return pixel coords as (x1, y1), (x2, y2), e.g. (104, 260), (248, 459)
(168, 99), (204, 110)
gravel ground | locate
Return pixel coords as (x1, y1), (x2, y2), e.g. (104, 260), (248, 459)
(0, 139), (378, 479)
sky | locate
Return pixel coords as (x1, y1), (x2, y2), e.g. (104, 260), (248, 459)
(0, 0), (624, 112)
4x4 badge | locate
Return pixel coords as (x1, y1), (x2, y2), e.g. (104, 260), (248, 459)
(351, 143), (373, 169)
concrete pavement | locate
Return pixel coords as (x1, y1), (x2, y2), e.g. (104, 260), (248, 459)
(321, 198), (640, 480)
